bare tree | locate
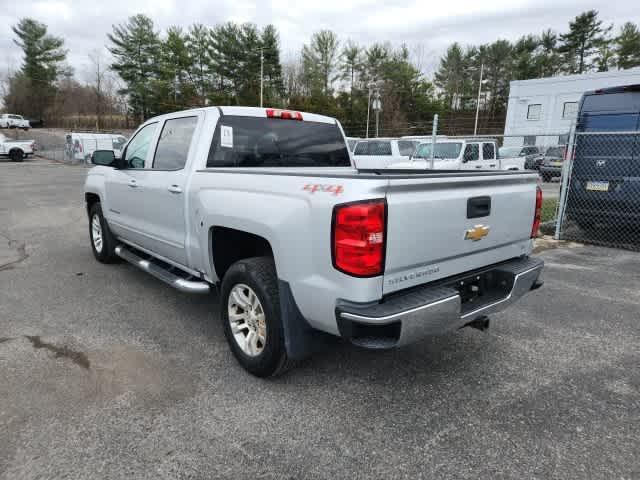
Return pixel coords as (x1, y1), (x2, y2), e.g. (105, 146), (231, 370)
(87, 49), (107, 130)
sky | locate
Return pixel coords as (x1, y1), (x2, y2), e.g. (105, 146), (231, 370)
(1, 0), (639, 82)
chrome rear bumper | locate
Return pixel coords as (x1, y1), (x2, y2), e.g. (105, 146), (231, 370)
(336, 256), (543, 348)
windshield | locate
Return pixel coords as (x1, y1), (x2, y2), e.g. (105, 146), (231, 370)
(206, 116), (351, 168)
(414, 142), (463, 160)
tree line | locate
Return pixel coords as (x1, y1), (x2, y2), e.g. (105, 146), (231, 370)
(435, 11), (640, 116)
(2, 10), (640, 135)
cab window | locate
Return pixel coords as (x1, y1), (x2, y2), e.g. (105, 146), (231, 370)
(482, 143), (495, 160)
(463, 143), (479, 162)
(123, 123), (158, 169)
(153, 117), (198, 170)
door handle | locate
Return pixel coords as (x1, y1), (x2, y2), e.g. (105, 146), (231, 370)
(489, 164), (496, 167)
(168, 185), (183, 194)
(475, 165), (482, 169)
(128, 179), (138, 188)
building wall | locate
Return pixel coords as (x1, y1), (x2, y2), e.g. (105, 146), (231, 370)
(503, 68), (640, 147)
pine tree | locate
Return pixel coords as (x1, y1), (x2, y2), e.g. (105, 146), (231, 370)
(302, 30), (340, 95)
(186, 24), (213, 106)
(10, 18), (66, 119)
(615, 22), (640, 70)
(158, 27), (194, 111)
(559, 10), (610, 74)
(108, 14), (161, 121)
(536, 29), (562, 77)
(260, 25), (284, 106)
(434, 43), (466, 110)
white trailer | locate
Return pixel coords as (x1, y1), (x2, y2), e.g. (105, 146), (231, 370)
(503, 68), (640, 148)
(64, 132), (128, 164)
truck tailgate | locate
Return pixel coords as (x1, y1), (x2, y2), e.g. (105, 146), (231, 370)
(382, 173), (538, 294)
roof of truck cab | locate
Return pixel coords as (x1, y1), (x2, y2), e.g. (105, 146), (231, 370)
(145, 106), (338, 125)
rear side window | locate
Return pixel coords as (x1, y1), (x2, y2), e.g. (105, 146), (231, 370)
(482, 143), (495, 160)
(354, 141), (392, 156)
(207, 116), (350, 168)
(153, 117), (198, 170)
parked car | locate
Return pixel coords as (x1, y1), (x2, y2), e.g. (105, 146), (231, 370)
(565, 84), (640, 230)
(84, 107), (544, 377)
(65, 132), (128, 164)
(539, 146), (566, 182)
(352, 138), (420, 168)
(0, 114), (30, 130)
(499, 146), (543, 170)
(392, 139), (527, 171)
(0, 133), (35, 162)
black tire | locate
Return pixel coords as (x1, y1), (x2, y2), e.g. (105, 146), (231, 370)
(9, 149), (24, 162)
(541, 173), (551, 182)
(89, 202), (119, 263)
(220, 257), (292, 377)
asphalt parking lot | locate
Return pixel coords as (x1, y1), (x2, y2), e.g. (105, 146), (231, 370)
(1, 159), (638, 480)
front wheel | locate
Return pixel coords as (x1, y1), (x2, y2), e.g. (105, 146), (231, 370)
(220, 257), (291, 377)
(89, 203), (118, 263)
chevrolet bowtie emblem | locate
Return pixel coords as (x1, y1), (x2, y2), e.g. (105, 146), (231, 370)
(465, 225), (490, 241)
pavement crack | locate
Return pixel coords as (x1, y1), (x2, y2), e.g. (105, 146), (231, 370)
(25, 335), (91, 370)
(0, 231), (29, 271)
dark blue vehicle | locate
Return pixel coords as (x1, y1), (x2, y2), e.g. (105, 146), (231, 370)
(565, 85), (640, 231)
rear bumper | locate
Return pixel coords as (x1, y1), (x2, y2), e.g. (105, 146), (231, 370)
(336, 256), (543, 349)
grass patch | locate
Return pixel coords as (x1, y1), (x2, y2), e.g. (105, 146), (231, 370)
(541, 198), (559, 223)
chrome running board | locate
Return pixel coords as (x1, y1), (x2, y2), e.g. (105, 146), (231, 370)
(115, 245), (210, 294)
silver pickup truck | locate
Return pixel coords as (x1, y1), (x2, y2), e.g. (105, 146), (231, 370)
(84, 106), (544, 377)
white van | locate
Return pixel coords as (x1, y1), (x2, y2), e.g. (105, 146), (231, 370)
(64, 133), (128, 164)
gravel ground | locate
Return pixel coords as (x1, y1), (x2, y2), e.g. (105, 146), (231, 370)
(0, 160), (638, 480)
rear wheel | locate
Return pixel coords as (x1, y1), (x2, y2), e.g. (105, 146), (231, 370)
(89, 203), (118, 263)
(9, 149), (24, 162)
(541, 173), (551, 182)
(220, 257), (291, 377)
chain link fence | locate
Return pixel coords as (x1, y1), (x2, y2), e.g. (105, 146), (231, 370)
(556, 130), (640, 251)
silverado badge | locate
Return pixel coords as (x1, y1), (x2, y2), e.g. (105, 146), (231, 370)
(465, 225), (490, 241)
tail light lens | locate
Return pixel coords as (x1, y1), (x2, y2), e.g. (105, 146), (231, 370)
(531, 186), (543, 238)
(332, 199), (386, 277)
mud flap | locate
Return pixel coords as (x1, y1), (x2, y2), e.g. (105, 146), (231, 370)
(278, 280), (333, 361)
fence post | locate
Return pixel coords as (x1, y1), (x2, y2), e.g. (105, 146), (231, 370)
(430, 114), (438, 170)
(554, 123), (575, 240)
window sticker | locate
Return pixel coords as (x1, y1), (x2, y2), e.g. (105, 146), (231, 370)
(221, 125), (233, 148)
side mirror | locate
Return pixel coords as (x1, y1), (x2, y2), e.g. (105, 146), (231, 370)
(92, 150), (116, 167)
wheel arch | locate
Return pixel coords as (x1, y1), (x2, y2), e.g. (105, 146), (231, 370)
(85, 192), (101, 217)
(210, 226), (275, 282)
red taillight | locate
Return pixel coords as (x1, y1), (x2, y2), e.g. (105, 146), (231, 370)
(531, 186), (543, 238)
(266, 108), (303, 121)
(332, 200), (386, 277)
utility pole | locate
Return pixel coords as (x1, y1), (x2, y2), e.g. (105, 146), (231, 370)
(260, 48), (264, 108)
(474, 62), (484, 136)
(372, 89), (382, 137)
(366, 83), (373, 138)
